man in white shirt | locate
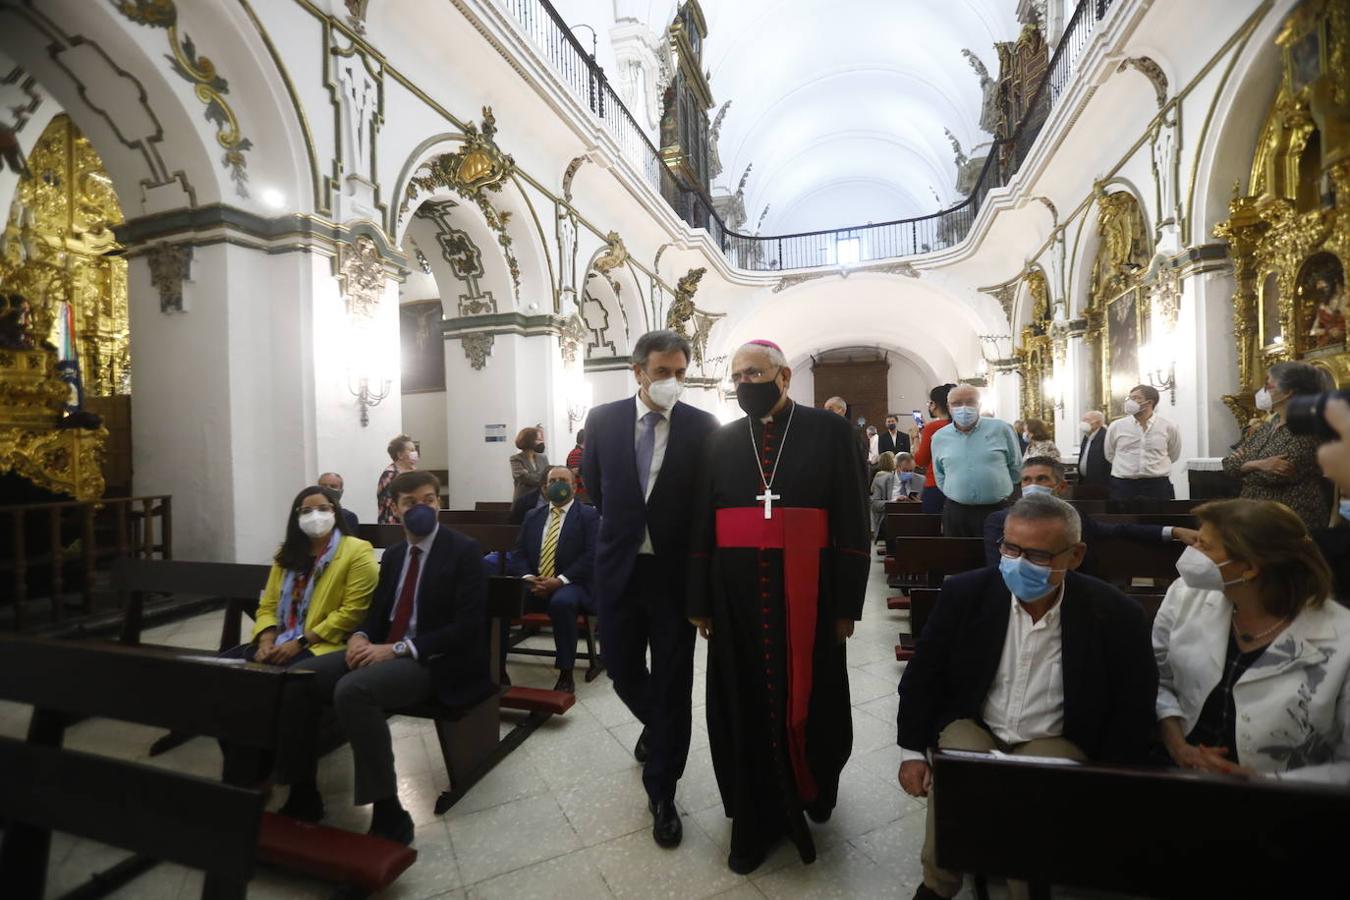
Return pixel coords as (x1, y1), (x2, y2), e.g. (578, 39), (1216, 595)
(1104, 384), (1182, 501)
(895, 494), (1157, 900)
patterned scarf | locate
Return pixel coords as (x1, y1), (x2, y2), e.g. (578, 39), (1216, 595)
(276, 530), (340, 644)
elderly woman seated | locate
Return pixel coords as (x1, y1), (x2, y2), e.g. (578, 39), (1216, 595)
(1153, 498), (1350, 782)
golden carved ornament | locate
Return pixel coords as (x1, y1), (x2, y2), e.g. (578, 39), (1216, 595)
(592, 231), (629, 275)
(666, 266), (706, 337)
(0, 425), (107, 501)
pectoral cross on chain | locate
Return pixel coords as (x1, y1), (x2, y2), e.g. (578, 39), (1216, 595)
(756, 489), (781, 519)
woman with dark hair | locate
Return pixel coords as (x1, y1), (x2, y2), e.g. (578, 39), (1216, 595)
(1222, 361), (1333, 529)
(247, 485), (377, 665)
(911, 383), (956, 514)
(376, 434), (418, 524)
(1153, 499), (1350, 782)
(510, 425), (549, 500)
(1022, 418), (1058, 460)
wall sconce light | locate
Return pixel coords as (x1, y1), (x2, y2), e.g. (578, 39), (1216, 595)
(1043, 375), (1065, 414)
(567, 382), (593, 434)
(348, 373), (391, 427)
(1141, 341), (1177, 405)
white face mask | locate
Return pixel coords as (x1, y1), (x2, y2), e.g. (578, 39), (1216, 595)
(1021, 484), (1054, 497)
(1123, 399), (1143, 416)
(407, 449), (420, 464)
(1175, 545), (1245, 592)
(1254, 387), (1274, 412)
(1079, 421), (1092, 437)
(298, 509), (336, 539)
(645, 375), (683, 410)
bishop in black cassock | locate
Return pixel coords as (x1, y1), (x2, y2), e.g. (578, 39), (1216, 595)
(688, 340), (870, 874)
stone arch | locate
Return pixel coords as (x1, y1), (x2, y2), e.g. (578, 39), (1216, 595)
(403, 192), (518, 321)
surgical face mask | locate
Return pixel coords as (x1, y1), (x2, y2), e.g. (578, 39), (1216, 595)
(1175, 545), (1245, 592)
(1079, 421), (1092, 437)
(950, 405), (979, 428)
(298, 509), (335, 539)
(1123, 399), (1143, 416)
(401, 502), (437, 537)
(407, 449), (420, 464)
(1254, 387), (1274, 412)
(645, 374), (684, 410)
(1340, 498), (1350, 522)
(546, 481), (573, 505)
(1021, 484), (1054, 497)
(899, 470), (914, 483)
(999, 554), (1061, 602)
(736, 377), (782, 419)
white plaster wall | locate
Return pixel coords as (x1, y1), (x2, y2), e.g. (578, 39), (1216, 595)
(401, 392), (449, 471)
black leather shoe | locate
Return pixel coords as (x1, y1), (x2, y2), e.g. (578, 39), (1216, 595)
(727, 846), (768, 875)
(553, 669), (575, 693)
(634, 727), (650, 764)
(649, 798), (682, 848)
(369, 808), (414, 846)
(278, 786), (324, 822)
(911, 884), (948, 900)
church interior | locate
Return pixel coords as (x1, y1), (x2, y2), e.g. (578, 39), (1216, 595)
(1, 0), (1348, 897)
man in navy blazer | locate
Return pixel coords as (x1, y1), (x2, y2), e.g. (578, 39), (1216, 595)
(1077, 410), (1110, 486)
(509, 466), (599, 692)
(982, 456), (1197, 570)
(581, 329), (718, 849)
(896, 494), (1157, 899)
(285, 470), (491, 845)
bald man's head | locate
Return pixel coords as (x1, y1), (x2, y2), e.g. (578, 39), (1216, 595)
(824, 396), (848, 417)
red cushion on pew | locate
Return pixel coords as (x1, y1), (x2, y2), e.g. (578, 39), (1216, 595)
(258, 813), (416, 891)
(518, 612), (591, 628)
(895, 645), (914, 662)
(501, 685), (575, 715)
(887, 596), (911, 610)
(884, 556), (899, 575)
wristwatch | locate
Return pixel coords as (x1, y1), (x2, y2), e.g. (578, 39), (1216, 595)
(393, 640), (410, 658)
(295, 634), (311, 650)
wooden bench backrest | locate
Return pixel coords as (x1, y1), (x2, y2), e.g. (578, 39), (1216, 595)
(930, 750), (1350, 897)
(438, 509), (513, 525)
(885, 501), (929, 516)
(889, 537), (987, 578)
(0, 736), (261, 896)
(113, 557), (271, 644)
(0, 634), (307, 748)
(887, 514), (942, 537)
(475, 501), (513, 511)
(1092, 536), (1185, 580)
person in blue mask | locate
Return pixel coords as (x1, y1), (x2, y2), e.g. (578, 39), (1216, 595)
(896, 492), (1158, 900)
(929, 383), (1022, 537)
(980, 456), (1198, 568)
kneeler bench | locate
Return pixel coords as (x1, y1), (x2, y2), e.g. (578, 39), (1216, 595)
(258, 813), (416, 896)
(511, 610), (605, 682)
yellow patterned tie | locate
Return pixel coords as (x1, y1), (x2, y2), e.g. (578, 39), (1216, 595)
(539, 506), (563, 579)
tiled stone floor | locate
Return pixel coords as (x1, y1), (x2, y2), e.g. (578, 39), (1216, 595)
(2, 556), (1028, 899)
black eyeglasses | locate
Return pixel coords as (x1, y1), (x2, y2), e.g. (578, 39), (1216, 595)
(998, 539), (1072, 567)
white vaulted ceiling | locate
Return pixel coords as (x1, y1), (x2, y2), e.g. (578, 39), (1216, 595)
(610, 0), (1020, 235)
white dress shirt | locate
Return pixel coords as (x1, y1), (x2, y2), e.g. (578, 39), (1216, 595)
(634, 392), (670, 555)
(355, 522), (438, 658)
(532, 499), (576, 583)
(980, 584), (1066, 746)
(1104, 413), (1181, 479)
(867, 433), (880, 465)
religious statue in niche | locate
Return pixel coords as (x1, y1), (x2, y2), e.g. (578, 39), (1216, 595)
(1300, 252), (1346, 350)
(399, 300), (445, 393)
(1106, 288), (1142, 416)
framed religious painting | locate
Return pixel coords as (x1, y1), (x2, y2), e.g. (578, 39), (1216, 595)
(399, 299), (446, 393)
(1296, 251), (1346, 356)
(1260, 271), (1285, 351)
(1102, 287), (1143, 418)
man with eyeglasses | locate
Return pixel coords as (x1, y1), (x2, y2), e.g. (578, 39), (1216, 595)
(688, 340), (870, 874)
(980, 456), (1198, 568)
(896, 493), (1157, 900)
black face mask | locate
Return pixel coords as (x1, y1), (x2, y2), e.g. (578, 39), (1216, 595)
(736, 379), (781, 419)
(534, 442), (546, 454)
(887, 423), (897, 431)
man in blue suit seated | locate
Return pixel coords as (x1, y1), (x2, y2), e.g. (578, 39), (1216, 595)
(982, 456), (1197, 572)
(509, 465), (599, 693)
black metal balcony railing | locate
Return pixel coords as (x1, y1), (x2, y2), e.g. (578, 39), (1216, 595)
(497, 0), (1114, 271)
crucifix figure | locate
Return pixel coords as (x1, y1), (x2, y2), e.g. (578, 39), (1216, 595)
(756, 488), (780, 519)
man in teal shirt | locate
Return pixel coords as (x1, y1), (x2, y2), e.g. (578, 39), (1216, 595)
(931, 384), (1022, 537)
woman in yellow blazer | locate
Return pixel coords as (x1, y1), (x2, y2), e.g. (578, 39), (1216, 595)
(245, 485), (377, 663)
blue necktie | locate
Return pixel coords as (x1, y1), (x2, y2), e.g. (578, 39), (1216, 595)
(636, 410), (662, 497)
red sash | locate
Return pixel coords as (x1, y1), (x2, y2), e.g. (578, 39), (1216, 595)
(714, 506), (828, 803)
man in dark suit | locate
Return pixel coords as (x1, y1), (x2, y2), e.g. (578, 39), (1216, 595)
(1077, 409), (1109, 486)
(896, 493), (1157, 900)
(509, 466), (599, 692)
(286, 470), (491, 845)
(879, 414), (911, 455)
(981, 456), (1197, 569)
(581, 329), (718, 849)
(318, 471), (360, 532)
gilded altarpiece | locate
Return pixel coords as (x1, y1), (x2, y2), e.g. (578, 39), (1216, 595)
(0, 114), (129, 499)
(1085, 191), (1153, 418)
(1015, 269), (1053, 423)
(1216, 0), (1350, 427)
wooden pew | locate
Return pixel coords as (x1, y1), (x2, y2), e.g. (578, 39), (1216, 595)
(886, 514), (943, 537)
(886, 537), (986, 580)
(113, 557), (270, 650)
(475, 501), (512, 511)
(0, 635), (356, 898)
(931, 750), (1350, 898)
